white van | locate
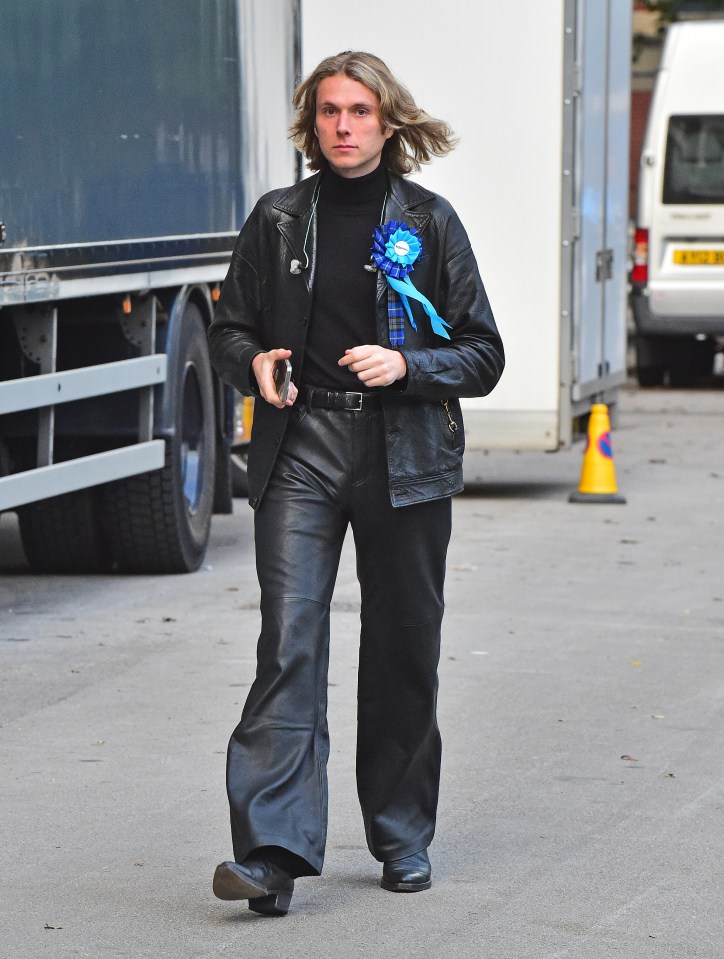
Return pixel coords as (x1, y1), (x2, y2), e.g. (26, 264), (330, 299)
(632, 20), (724, 386)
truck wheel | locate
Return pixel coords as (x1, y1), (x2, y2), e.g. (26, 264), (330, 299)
(102, 305), (216, 573)
(17, 487), (113, 573)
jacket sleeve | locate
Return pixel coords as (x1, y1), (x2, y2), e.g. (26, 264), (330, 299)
(207, 202), (267, 397)
(398, 203), (504, 400)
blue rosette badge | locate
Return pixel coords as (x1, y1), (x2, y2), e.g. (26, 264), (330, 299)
(371, 221), (452, 346)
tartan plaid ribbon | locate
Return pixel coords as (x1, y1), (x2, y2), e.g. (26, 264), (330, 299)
(387, 286), (406, 347)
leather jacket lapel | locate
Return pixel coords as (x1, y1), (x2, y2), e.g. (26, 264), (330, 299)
(377, 174), (434, 308)
(274, 174), (321, 295)
(386, 173), (433, 237)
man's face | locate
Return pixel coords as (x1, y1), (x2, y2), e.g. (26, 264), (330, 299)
(315, 73), (393, 178)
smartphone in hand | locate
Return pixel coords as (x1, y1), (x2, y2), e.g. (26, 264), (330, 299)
(272, 358), (292, 402)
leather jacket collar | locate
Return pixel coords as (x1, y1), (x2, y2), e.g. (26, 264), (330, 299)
(272, 169), (435, 292)
(272, 168), (436, 218)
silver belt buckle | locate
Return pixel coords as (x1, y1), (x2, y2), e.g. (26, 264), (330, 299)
(346, 392), (363, 411)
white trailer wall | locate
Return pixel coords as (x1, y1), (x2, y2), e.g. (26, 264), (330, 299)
(301, 1), (567, 449)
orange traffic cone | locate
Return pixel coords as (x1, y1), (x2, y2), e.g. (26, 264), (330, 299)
(569, 403), (626, 504)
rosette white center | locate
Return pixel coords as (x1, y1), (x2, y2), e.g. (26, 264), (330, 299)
(393, 240), (410, 259)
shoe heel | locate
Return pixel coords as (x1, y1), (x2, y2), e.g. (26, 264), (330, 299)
(248, 890), (292, 916)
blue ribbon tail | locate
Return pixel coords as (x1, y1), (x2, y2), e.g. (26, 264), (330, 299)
(398, 292), (417, 330)
(427, 312), (453, 340)
(387, 275), (452, 340)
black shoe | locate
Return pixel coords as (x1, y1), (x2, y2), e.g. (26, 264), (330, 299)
(212, 858), (294, 916)
(380, 849), (432, 892)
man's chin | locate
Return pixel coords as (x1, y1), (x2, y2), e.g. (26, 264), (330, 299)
(327, 157), (380, 179)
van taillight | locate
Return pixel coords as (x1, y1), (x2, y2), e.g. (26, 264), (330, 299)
(631, 228), (648, 284)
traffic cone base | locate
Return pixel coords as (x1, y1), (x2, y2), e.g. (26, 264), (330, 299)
(569, 403), (626, 504)
(569, 489), (626, 504)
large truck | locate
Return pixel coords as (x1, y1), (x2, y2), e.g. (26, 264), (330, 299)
(0, 0), (300, 573)
(302, 0), (632, 451)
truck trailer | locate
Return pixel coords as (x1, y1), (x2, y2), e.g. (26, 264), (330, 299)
(0, 0), (300, 573)
(301, 0), (632, 452)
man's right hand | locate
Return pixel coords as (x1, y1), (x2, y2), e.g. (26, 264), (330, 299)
(251, 348), (298, 409)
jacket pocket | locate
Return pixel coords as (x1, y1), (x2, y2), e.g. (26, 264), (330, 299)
(438, 398), (465, 451)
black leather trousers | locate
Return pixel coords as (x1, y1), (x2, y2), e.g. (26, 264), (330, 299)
(226, 404), (452, 876)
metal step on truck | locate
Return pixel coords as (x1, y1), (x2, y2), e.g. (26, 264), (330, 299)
(0, 0), (300, 573)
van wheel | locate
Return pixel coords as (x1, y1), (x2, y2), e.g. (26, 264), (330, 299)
(668, 337), (716, 388)
(637, 365), (665, 387)
(635, 334), (666, 388)
(102, 305), (216, 573)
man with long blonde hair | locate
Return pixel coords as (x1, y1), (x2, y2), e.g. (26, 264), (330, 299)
(209, 50), (504, 916)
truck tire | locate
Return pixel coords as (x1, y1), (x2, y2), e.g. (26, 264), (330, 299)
(17, 487), (113, 573)
(102, 306), (216, 573)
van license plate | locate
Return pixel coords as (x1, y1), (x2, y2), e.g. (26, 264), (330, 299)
(673, 250), (724, 265)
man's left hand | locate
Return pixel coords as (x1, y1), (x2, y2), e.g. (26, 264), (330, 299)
(338, 345), (407, 388)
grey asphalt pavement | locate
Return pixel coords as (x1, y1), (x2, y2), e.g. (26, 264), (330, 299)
(1, 383), (723, 959)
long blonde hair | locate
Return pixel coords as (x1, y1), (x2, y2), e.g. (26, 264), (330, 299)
(290, 51), (457, 176)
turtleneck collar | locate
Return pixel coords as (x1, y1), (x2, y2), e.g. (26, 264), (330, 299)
(319, 162), (387, 206)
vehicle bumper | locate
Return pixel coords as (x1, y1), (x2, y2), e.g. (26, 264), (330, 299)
(631, 288), (724, 336)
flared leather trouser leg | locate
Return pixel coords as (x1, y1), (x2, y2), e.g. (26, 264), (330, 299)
(226, 406), (451, 875)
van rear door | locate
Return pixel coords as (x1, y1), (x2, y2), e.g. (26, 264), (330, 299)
(649, 113), (724, 319)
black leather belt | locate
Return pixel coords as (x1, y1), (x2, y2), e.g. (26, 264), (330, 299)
(303, 387), (382, 411)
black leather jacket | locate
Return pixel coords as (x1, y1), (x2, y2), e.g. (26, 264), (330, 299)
(208, 170), (505, 508)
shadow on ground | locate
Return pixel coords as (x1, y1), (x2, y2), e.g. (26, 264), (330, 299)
(459, 480), (575, 500)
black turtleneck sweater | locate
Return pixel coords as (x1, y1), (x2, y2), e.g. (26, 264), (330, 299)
(302, 164), (387, 392)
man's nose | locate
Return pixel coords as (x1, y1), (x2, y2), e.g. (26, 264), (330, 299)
(336, 111), (351, 135)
